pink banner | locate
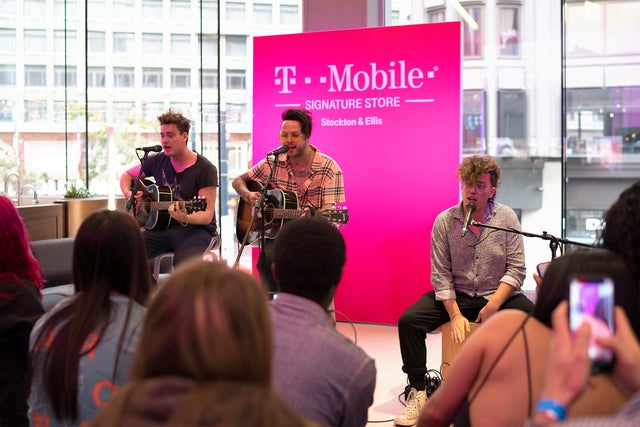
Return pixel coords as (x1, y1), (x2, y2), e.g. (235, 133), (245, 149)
(253, 22), (461, 324)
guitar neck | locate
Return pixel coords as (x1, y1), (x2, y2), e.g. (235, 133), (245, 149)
(267, 208), (306, 220)
(146, 201), (200, 211)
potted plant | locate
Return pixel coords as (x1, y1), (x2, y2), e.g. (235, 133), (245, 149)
(55, 184), (109, 237)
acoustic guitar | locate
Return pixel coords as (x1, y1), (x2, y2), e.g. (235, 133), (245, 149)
(133, 183), (206, 230)
(236, 181), (349, 245)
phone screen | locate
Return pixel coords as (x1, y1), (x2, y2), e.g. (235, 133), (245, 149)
(569, 277), (615, 373)
(537, 262), (550, 277)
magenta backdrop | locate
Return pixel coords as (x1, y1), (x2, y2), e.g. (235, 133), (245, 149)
(253, 22), (461, 324)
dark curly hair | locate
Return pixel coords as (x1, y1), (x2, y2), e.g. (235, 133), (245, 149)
(281, 108), (313, 139)
(599, 180), (640, 288)
(273, 216), (345, 304)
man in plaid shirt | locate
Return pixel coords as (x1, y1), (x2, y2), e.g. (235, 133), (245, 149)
(232, 108), (345, 293)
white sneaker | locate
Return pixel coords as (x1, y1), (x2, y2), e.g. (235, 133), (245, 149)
(394, 388), (427, 426)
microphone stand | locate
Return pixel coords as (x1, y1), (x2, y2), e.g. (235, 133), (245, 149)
(126, 150), (151, 214)
(470, 220), (597, 259)
(233, 154), (280, 269)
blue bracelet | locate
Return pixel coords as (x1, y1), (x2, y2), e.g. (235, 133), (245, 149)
(535, 398), (567, 421)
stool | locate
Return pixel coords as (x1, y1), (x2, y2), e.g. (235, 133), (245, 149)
(441, 321), (480, 379)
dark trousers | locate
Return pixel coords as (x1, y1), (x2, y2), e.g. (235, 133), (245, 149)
(144, 225), (216, 266)
(398, 290), (534, 389)
(256, 239), (279, 295)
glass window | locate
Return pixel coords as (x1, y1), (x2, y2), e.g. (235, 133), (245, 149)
(226, 69), (246, 90)
(24, 65), (46, 86)
(0, 65), (16, 86)
(88, 31), (106, 53)
(54, 66), (77, 87)
(280, 4), (299, 26)
(142, 102), (164, 122)
(226, 35), (246, 57)
(113, 32), (135, 54)
(24, 29), (46, 52)
(461, 6), (482, 58)
(88, 101), (107, 122)
(142, 67), (163, 88)
(226, 102), (246, 123)
(498, 5), (520, 57)
(0, 99), (13, 122)
(54, 0), (77, 17)
(0, 28), (16, 51)
(142, 0), (163, 19)
(200, 69), (218, 88)
(24, 0), (46, 16)
(202, 0), (218, 23)
(0, 0), (17, 15)
(113, 0), (134, 17)
(199, 34), (218, 57)
(226, 1), (246, 21)
(171, 34), (191, 55)
(54, 30), (77, 53)
(202, 103), (218, 123)
(428, 8), (445, 23)
(113, 101), (134, 122)
(24, 100), (47, 122)
(463, 90), (485, 156)
(170, 0), (191, 22)
(497, 90), (527, 155)
(87, 0), (106, 18)
(171, 68), (191, 88)
(254, 3), (272, 24)
(113, 67), (134, 87)
(87, 67), (106, 87)
(142, 33), (163, 55)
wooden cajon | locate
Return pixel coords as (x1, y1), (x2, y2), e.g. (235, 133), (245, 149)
(440, 321), (480, 379)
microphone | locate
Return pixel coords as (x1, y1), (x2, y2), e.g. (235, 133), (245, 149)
(267, 145), (289, 156)
(461, 202), (476, 238)
(136, 145), (163, 153)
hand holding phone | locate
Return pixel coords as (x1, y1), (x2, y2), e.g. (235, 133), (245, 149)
(569, 277), (615, 373)
(537, 261), (550, 278)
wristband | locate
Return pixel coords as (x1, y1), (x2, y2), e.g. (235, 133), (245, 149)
(451, 312), (462, 320)
(534, 398), (567, 421)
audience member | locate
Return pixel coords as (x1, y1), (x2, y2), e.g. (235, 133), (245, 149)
(270, 217), (376, 427)
(416, 248), (640, 427)
(599, 180), (640, 287)
(91, 259), (320, 427)
(396, 155), (533, 426)
(525, 301), (640, 426)
(29, 210), (152, 426)
(0, 196), (44, 427)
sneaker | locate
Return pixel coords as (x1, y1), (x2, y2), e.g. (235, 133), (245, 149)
(394, 387), (427, 426)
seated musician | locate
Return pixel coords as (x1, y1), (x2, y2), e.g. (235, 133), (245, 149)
(394, 155), (535, 426)
(119, 109), (218, 266)
(232, 108), (344, 294)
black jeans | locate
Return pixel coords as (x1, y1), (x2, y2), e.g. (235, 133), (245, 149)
(398, 290), (534, 389)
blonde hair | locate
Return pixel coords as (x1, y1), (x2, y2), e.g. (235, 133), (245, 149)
(131, 258), (271, 384)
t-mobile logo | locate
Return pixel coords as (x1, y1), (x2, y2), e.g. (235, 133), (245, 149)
(275, 66), (296, 94)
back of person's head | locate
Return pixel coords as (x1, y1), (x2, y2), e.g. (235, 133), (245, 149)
(534, 248), (640, 337)
(273, 217), (346, 305)
(131, 259), (271, 385)
(599, 180), (640, 287)
(0, 195), (43, 288)
(73, 209), (151, 303)
(31, 209), (152, 422)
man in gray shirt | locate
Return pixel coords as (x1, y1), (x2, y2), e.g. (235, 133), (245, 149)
(395, 155), (535, 426)
(270, 217), (376, 427)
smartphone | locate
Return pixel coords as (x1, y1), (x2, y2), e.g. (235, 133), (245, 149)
(569, 277), (615, 373)
(536, 261), (551, 277)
